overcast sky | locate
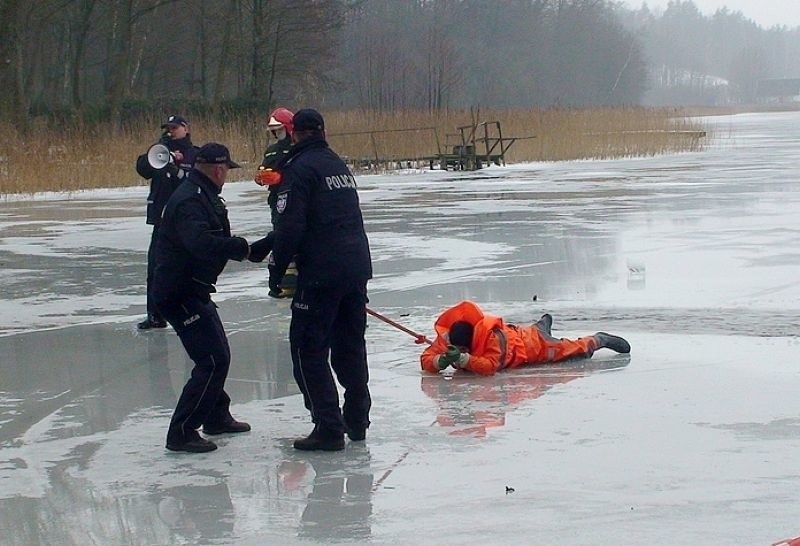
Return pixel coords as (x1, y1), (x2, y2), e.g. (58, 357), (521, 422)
(623, 1), (800, 29)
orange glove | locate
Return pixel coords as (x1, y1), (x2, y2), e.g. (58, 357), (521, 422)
(255, 168), (282, 186)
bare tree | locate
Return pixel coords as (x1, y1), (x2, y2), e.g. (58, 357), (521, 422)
(24, 0), (800, 120)
(67, 0), (98, 112)
(0, 0), (25, 127)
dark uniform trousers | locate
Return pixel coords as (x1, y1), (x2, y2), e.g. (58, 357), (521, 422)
(160, 296), (234, 443)
(145, 225), (162, 320)
(289, 280), (371, 435)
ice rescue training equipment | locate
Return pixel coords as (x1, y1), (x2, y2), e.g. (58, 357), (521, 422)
(366, 307), (432, 345)
(255, 167), (282, 186)
(420, 301), (607, 375)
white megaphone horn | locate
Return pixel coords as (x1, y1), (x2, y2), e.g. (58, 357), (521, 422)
(147, 143), (175, 170)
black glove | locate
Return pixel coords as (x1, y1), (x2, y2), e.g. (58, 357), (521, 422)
(165, 162), (180, 178)
(232, 236), (250, 261)
(248, 233), (274, 263)
(268, 265), (283, 298)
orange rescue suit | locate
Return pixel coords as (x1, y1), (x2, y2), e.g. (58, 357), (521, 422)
(420, 301), (596, 376)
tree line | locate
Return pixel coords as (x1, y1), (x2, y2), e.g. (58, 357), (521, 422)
(1, 0), (798, 129)
(620, 1), (800, 105)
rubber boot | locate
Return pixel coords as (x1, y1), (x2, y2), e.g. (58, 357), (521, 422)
(533, 313), (553, 336)
(593, 332), (631, 354)
(166, 429), (217, 453)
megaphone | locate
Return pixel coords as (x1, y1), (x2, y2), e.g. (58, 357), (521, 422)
(147, 143), (174, 170)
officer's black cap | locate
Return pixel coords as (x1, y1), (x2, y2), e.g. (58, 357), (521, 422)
(195, 143), (241, 169)
(293, 109), (325, 132)
(161, 114), (189, 128)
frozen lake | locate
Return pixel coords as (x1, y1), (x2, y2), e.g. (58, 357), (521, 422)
(1, 111), (799, 545)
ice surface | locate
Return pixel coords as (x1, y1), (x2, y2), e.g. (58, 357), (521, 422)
(1, 112), (799, 545)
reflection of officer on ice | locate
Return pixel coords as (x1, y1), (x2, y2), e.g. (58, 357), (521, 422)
(277, 450), (374, 541)
(156, 482), (234, 543)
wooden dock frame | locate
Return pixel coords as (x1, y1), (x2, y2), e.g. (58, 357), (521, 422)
(330, 121), (533, 172)
(437, 120), (531, 171)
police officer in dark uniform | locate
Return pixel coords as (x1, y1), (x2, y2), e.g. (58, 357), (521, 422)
(136, 115), (199, 330)
(153, 142), (252, 453)
(269, 109), (373, 451)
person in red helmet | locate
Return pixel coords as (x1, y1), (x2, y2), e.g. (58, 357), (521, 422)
(260, 107), (294, 167)
(420, 301), (630, 376)
(251, 107), (297, 296)
(255, 106), (294, 212)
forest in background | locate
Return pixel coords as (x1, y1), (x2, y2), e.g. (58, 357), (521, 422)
(2, 0), (798, 129)
(621, 1), (800, 105)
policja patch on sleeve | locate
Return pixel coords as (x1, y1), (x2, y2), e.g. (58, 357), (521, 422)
(276, 191), (288, 214)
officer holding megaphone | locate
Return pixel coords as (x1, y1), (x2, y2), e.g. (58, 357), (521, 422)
(135, 114), (199, 330)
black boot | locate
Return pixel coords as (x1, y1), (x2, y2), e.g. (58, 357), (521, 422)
(293, 426), (345, 451)
(166, 429), (217, 453)
(593, 332), (631, 354)
(534, 313), (553, 336)
(346, 424), (367, 442)
(138, 315), (167, 330)
(203, 419), (251, 435)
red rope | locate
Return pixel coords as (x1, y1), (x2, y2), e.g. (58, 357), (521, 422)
(366, 307), (432, 345)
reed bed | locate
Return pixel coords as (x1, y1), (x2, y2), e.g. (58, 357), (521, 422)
(0, 107), (708, 195)
(327, 107), (707, 168)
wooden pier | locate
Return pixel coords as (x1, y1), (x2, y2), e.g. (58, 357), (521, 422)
(436, 121), (535, 171)
(328, 121), (532, 172)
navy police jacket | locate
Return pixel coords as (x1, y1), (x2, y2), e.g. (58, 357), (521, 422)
(136, 134), (198, 226)
(271, 136), (372, 287)
(153, 169), (249, 304)
(260, 136), (293, 228)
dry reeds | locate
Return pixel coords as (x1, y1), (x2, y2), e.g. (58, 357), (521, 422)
(325, 107), (708, 168)
(0, 107), (708, 195)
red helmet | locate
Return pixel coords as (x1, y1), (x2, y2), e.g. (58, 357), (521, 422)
(267, 107), (294, 135)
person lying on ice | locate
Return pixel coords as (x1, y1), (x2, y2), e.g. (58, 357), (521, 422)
(420, 301), (630, 375)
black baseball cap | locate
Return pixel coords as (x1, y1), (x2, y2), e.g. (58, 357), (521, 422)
(292, 109), (325, 132)
(161, 114), (189, 128)
(195, 143), (241, 169)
